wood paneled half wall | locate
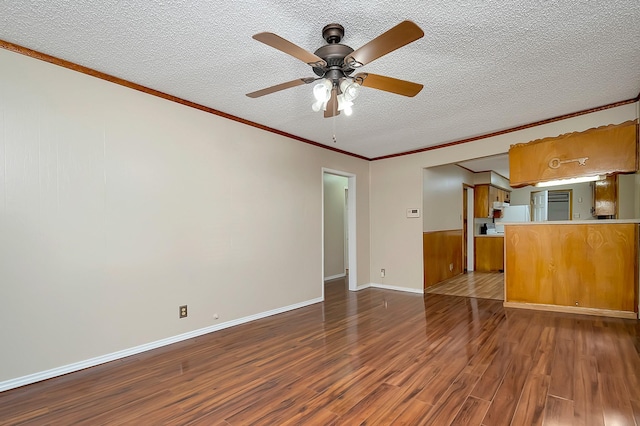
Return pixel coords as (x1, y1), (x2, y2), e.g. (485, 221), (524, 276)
(505, 222), (638, 318)
(423, 230), (463, 288)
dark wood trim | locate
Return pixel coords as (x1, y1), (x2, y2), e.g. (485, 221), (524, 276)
(1, 39), (637, 164)
(0, 39), (369, 161)
(456, 164), (475, 174)
(371, 98), (638, 161)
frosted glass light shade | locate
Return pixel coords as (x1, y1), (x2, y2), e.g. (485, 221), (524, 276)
(313, 79), (332, 102)
(311, 100), (325, 112)
(339, 78), (360, 102)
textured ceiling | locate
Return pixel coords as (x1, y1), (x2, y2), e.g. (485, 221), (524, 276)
(1, 1), (639, 159)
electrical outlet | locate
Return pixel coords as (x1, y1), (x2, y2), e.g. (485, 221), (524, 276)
(179, 305), (188, 318)
(380, 268), (385, 278)
(449, 263), (453, 271)
(213, 313), (219, 320)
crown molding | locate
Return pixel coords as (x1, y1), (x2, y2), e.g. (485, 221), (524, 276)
(1, 39), (637, 163)
(0, 39), (369, 161)
(371, 98), (638, 161)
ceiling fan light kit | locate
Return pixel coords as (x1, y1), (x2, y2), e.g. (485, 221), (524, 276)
(247, 21), (425, 118)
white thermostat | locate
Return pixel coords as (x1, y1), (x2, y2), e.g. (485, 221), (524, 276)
(406, 208), (420, 218)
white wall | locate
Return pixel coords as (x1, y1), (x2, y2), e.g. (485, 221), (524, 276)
(323, 173), (347, 278)
(510, 183), (595, 220)
(0, 49), (370, 385)
(618, 172), (639, 219)
(422, 164), (474, 232)
(370, 103), (638, 291)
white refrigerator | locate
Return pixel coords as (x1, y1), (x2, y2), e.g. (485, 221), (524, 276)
(495, 205), (531, 232)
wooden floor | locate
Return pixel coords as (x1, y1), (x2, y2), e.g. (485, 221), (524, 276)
(425, 272), (504, 301)
(2, 278), (640, 425)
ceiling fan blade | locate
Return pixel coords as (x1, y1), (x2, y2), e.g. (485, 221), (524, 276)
(354, 73), (423, 97)
(324, 87), (340, 118)
(253, 32), (327, 67)
(345, 21), (424, 68)
(246, 77), (316, 98)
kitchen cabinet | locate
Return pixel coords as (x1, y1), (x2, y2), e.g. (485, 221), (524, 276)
(509, 120), (638, 187)
(474, 184), (511, 218)
(474, 236), (504, 272)
(592, 175), (617, 217)
(474, 185), (490, 218)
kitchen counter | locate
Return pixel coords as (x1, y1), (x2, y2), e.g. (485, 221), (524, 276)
(502, 218), (640, 225)
(475, 233), (504, 237)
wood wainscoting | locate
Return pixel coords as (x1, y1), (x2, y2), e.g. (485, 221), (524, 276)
(423, 229), (463, 288)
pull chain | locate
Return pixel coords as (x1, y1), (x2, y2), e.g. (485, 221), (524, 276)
(332, 114), (337, 143)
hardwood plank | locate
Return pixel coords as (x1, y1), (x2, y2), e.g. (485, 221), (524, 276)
(469, 341), (516, 401)
(450, 396), (490, 426)
(420, 372), (480, 425)
(548, 338), (575, 400)
(599, 373), (635, 426)
(481, 354), (533, 426)
(543, 395), (574, 426)
(385, 398), (433, 425)
(573, 356), (604, 426)
(510, 373), (550, 426)
(531, 326), (557, 375)
(631, 399), (640, 426)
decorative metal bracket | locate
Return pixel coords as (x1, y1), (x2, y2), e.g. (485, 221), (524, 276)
(548, 157), (589, 169)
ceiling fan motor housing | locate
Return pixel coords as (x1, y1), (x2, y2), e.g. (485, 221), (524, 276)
(322, 23), (344, 43)
(313, 43), (354, 77)
(312, 24), (355, 80)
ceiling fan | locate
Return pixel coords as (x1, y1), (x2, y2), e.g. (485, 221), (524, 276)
(246, 21), (424, 118)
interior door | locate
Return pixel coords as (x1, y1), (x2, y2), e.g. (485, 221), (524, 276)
(531, 190), (548, 221)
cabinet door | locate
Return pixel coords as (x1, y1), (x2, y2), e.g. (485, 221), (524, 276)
(592, 175), (617, 217)
(474, 185), (490, 218)
(489, 186), (498, 204)
(475, 237), (504, 272)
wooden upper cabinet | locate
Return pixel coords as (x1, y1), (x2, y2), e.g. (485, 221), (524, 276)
(592, 175), (617, 217)
(475, 184), (511, 218)
(474, 185), (490, 218)
(509, 121), (638, 187)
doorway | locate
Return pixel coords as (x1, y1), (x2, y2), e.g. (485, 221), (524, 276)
(464, 185), (474, 272)
(322, 168), (357, 296)
(531, 189), (572, 221)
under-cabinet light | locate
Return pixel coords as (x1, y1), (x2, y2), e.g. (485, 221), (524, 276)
(534, 175), (603, 188)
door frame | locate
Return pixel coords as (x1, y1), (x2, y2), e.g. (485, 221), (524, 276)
(464, 184), (475, 272)
(322, 168), (357, 297)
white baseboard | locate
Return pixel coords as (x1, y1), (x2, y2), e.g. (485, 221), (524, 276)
(0, 297), (323, 393)
(324, 273), (346, 281)
(369, 283), (424, 294)
(354, 283), (371, 291)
